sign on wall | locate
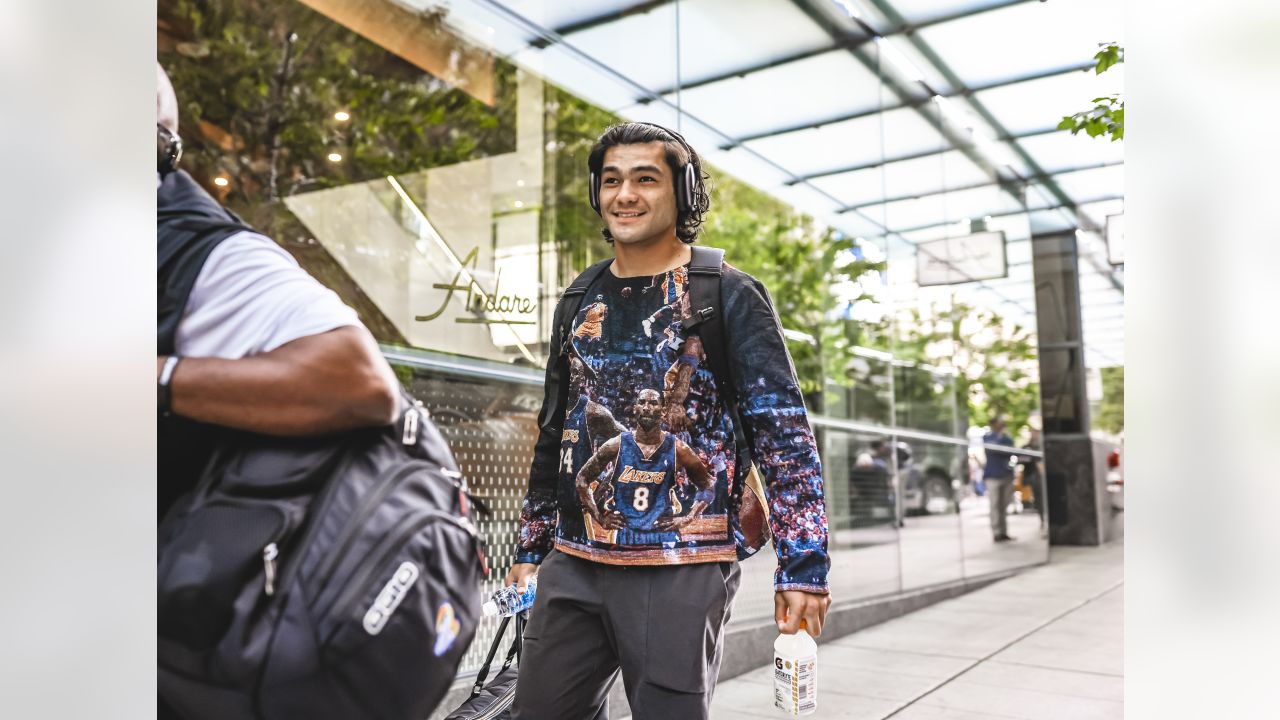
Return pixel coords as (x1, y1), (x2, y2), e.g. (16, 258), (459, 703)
(916, 230), (1008, 286)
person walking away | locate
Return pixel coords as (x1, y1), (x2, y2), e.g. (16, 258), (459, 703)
(983, 416), (1017, 542)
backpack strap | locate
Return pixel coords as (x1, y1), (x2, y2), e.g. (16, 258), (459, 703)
(684, 245), (727, 383)
(683, 247), (753, 483)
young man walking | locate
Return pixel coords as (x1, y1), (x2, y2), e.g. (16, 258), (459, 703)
(507, 122), (831, 719)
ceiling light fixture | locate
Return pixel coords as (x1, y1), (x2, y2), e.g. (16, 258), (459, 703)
(327, 152), (343, 163)
(213, 176), (229, 187)
(333, 110), (350, 122)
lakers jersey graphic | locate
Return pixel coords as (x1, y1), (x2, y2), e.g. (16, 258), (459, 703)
(561, 397), (591, 478)
(528, 263), (820, 576)
(610, 432), (679, 545)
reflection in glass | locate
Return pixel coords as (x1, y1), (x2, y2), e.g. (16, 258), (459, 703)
(159, 0), (1061, 675)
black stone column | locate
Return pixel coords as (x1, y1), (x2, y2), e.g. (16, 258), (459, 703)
(1031, 231), (1111, 545)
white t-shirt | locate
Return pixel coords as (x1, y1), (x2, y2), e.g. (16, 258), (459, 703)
(174, 231), (360, 359)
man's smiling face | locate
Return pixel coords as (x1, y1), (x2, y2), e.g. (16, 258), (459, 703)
(598, 141), (679, 247)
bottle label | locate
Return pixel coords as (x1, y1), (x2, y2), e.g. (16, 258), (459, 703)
(773, 652), (817, 715)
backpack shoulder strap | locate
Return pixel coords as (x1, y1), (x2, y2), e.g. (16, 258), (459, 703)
(553, 258), (613, 356)
(685, 245), (728, 390)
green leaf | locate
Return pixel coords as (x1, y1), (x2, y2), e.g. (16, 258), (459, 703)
(1094, 44), (1123, 74)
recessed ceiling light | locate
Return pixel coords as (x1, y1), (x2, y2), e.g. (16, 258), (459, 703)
(334, 111), (350, 122)
(327, 153), (343, 163)
(213, 176), (229, 187)
(514, 200), (524, 208)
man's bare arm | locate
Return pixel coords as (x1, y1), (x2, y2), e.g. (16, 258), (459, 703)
(576, 438), (622, 528)
(586, 401), (625, 442)
(656, 440), (713, 531)
(676, 440), (712, 491)
(162, 326), (399, 435)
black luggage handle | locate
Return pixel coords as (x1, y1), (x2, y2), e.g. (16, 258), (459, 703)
(468, 610), (526, 699)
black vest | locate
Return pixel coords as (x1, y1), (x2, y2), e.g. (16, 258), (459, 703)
(157, 170), (254, 518)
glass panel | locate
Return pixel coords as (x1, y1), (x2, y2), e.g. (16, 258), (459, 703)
(883, 97), (967, 590)
(896, 437), (968, 589)
(829, 427), (905, 590)
(732, 424), (904, 623)
(889, 0), (1001, 26)
(959, 427), (1050, 577)
(945, 157), (1048, 576)
(1015, 132), (1126, 174)
(1049, 165), (1126, 200)
(822, 351), (894, 427)
(743, 107), (939, 178)
(916, 0), (1123, 88)
(668, 51), (881, 140)
(971, 67), (1125, 136)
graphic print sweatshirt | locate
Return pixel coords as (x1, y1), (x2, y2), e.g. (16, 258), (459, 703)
(516, 262), (830, 593)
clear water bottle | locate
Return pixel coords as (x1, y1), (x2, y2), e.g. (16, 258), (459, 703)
(773, 620), (818, 716)
(482, 575), (538, 617)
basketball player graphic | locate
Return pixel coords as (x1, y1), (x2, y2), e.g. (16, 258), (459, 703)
(561, 355), (625, 526)
(661, 334), (703, 432)
(573, 301), (608, 343)
(576, 388), (714, 545)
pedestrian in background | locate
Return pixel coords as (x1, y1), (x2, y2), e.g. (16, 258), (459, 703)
(983, 416), (1017, 542)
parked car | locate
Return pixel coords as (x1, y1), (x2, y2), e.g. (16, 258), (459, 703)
(898, 442), (961, 516)
(848, 441), (959, 526)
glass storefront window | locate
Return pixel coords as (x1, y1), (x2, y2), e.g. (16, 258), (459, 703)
(160, 0), (1052, 681)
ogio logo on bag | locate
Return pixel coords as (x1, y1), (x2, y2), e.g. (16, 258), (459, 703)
(433, 602), (461, 656)
(363, 561), (419, 636)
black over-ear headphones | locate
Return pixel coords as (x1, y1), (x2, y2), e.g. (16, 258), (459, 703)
(157, 123), (183, 176)
(589, 122), (698, 215)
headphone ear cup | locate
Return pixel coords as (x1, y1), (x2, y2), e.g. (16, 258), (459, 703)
(157, 125), (183, 175)
(683, 162), (697, 212)
(589, 171), (600, 214)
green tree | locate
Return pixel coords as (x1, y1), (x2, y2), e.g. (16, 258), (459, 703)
(159, 0), (520, 341)
(1095, 365), (1124, 434)
(1059, 43), (1124, 141)
(891, 302), (1040, 433)
(699, 177), (885, 409)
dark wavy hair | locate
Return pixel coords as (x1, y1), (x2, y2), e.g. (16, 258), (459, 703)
(587, 122), (711, 244)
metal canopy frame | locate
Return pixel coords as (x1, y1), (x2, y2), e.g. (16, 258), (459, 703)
(462, 0), (1124, 368)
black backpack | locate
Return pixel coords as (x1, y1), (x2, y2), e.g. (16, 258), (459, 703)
(158, 393), (487, 720)
(550, 245), (772, 557)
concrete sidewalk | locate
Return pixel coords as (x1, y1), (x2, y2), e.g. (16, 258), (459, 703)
(705, 542), (1123, 719)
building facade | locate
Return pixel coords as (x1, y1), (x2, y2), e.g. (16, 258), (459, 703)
(155, 0), (1133, 679)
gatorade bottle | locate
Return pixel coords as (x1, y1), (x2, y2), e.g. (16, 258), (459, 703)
(482, 575), (538, 617)
(773, 619), (818, 716)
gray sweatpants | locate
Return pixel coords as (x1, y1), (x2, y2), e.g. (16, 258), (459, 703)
(987, 477), (1014, 538)
(511, 550), (742, 720)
